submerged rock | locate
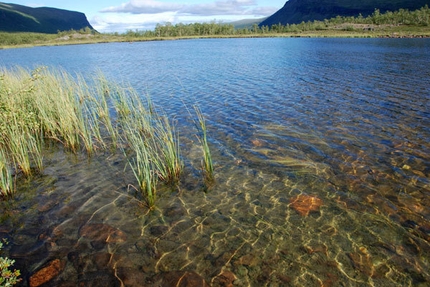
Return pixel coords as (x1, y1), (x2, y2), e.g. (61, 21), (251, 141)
(164, 204), (187, 219)
(303, 243), (328, 256)
(76, 271), (121, 286)
(290, 194), (323, 216)
(234, 254), (257, 267)
(79, 223), (127, 243)
(115, 267), (147, 286)
(149, 225), (169, 237)
(10, 241), (47, 259)
(251, 138), (266, 147)
(29, 259), (65, 287)
(212, 270), (236, 287)
(153, 271), (210, 287)
(347, 247), (373, 276)
(37, 199), (59, 212)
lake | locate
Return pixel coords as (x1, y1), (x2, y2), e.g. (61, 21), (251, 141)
(1, 38), (429, 286)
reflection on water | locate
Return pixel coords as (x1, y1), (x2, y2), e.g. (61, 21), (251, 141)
(0, 38), (429, 286)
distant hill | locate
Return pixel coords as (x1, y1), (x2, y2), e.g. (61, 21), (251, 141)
(260, 0), (430, 27)
(0, 2), (94, 33)
(229, 17), (267, 29)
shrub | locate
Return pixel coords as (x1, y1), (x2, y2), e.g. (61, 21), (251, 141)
(0, 241), (21, 286)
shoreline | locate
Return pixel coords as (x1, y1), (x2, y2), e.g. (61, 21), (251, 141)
(1, 30), (430, 50)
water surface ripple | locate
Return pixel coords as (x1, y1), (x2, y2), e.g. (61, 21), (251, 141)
(1, 38), (429, 286)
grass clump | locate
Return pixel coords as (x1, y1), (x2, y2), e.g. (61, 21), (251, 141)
(152, 115), (183, 185)
(0, 69), (44, 178)
(194, 106), (214, 186)
(0, 67), (118, 195)
(112, 88), (183, 208)
(0, 149), (14, 199)
(0, 66), (214, 208)
(126, 127), (158, 208)
(0, 67), (115, 158)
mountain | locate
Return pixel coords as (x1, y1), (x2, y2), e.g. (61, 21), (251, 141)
(260, 0), (430, 27)
(229, 17), (267, 29)
(0, 2), (94, 33)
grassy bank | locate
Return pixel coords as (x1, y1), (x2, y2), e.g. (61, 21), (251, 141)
(2, 24), (430, 48)
(1, 6), (429, 49)
(0, 67), (213, 208)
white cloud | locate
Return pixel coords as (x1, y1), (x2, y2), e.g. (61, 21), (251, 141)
(101, 0), (184, 14)
(91, 13), (177, 32)
(94, 0), (279, 33)
(100, 0), (275, 16)
(180, 0), (257, 16)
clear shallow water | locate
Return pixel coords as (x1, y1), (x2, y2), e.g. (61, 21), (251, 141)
(1, 38), (430, 286)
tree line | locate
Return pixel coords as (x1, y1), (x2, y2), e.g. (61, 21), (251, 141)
(118, 5), (429, 38)
(1, 5), (429, 46)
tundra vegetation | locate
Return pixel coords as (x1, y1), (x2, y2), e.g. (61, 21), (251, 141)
(0, 6), (429, 48)
(0, 67), (213, 208)
(0, 240), (21, 286)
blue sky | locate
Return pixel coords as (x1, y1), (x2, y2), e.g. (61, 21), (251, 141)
(9, 0), (286, 32)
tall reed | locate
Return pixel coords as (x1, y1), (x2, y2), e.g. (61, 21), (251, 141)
(33, 69), (99, 153)
(89, 73), (119, 148)
(0, 148), (14, 198)
(113, 87), (183, 206)
(126, 128), (157, 208)
(21, 68), (117, 154)
(0, 67), (119, 182)
(112, 87), (156, 207)
(151, 114), (182, 185)
(0, 70), (43, 176)
(4, 123), (32, 176)
(1, 66), (214, 207)
(194, 106), (214, 184)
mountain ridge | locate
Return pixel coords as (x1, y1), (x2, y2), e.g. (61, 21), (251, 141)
(0, 2), (94, 33)
(260, 0), (430, 27)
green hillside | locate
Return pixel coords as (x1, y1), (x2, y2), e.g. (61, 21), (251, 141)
(0, 2), (94, 33)
(261, 0), (430, 26)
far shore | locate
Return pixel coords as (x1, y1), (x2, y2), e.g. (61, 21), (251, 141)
(1, 25), (430, 50)
(2, 5), (430, 49)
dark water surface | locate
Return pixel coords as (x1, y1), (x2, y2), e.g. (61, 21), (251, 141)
(1, 38), (430, 286)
